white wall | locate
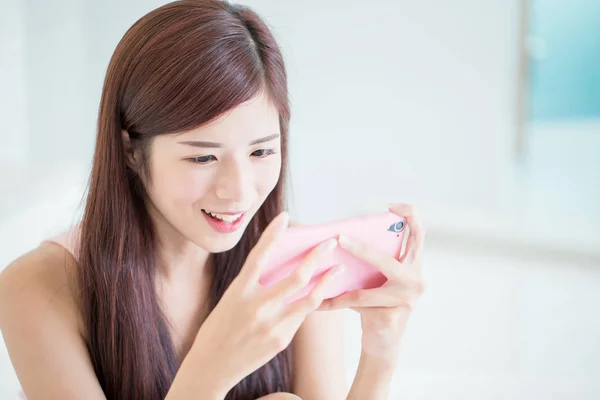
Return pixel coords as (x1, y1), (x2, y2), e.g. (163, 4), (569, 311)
(24, 0), (89, 164)
(259, 0), (520, 222)
(0, 0), (28, 164)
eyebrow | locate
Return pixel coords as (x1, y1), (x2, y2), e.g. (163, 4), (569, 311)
(178, 133), (281, 148)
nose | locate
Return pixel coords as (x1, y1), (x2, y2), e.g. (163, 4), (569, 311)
(214, 156), (252, 202)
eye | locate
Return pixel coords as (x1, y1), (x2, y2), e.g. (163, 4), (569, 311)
(251, 148), (276, 158)
(190, 155), (216, 164)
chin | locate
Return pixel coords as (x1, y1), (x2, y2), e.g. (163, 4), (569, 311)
(198, 230), (246, 253)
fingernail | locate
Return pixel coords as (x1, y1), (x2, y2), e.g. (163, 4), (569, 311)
(331, 265), (345, 276)
(338, 235), (351, 247)
(322, 238), (338, 250)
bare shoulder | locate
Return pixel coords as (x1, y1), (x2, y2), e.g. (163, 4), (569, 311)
(0, 243), (104, 399)
(0, 243), (83, 334)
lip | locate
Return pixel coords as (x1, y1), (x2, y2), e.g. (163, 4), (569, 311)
(202, 210), (246, 233)
(202, 210), (246, 215)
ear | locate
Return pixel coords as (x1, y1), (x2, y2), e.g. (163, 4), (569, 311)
(121, 129), (140, 171)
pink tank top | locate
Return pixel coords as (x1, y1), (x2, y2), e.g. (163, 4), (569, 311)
(41, 223), (82, 261)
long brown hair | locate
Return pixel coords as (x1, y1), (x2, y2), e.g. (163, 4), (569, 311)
(77, 1), (292, 398)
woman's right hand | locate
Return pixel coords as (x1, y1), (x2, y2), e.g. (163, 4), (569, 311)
(190, 212), (343, 394)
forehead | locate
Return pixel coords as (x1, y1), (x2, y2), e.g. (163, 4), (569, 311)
(173, 92), (280, 146)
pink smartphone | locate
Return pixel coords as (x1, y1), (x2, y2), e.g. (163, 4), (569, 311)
(258, 211), (407, 303)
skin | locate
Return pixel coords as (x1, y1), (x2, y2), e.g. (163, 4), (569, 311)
(133, 91), (284, 284)
(0, 89), (426, 400)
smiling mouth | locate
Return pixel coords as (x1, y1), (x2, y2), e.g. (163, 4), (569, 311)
(201, 209), (245, 223)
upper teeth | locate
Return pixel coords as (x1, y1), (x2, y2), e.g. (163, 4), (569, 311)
(206, 210), (242, 222)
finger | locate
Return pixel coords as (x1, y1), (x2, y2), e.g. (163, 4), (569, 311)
(337, 235), (401, 281)
(317, 287), (403, 310)
(267, 238), (338, 303)
(398, 227), (415, 263)
(241, 211), (290, 282)
(282, 264), (346, 317)
(388, 204), (426, 263)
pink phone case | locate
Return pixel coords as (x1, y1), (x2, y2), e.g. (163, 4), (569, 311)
(258, 211), (406, 303)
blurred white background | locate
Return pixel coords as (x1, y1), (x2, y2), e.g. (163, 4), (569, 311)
(1, 0), (599, 399)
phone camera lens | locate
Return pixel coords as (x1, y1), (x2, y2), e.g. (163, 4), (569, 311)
(388, 221), (405, 233)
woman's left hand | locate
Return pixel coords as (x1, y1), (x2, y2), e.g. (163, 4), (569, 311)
(317, 203), (426, 365)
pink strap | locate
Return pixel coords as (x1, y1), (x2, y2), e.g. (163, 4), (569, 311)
(41, 223), (81, 261)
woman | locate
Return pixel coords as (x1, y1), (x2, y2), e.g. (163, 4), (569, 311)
(0, 1), (425, 399)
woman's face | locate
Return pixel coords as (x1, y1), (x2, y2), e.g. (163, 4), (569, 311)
(142, 91), (282, 253)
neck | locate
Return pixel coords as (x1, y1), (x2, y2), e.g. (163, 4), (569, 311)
(147, 204), (212, 285)
(157, 236), (212, 284)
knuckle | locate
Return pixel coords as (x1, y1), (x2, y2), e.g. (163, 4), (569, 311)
(380, 310), (398, 325)
(292, 267), (310, 287)
(350, 290), (364, 302)
(258, 318), (276, 336)
(291, 269), (310, 287)
(266, 329), (287, 350)
(252, 303), (270, 323)
(413, 280), (426, 294)
(305, 293), (322, 309)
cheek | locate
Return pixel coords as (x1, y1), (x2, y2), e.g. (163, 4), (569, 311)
(173, 168), (214, 204)
(150, 162), (215, 208)
(256, 156), (282, 196)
